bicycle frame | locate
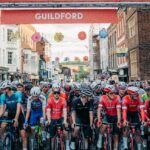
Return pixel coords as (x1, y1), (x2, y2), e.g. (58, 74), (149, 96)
(102, 122), (114, 150)
(52, 124), (64, 150)
(76, 124), (90, 150)
(128, 123), (139, 150)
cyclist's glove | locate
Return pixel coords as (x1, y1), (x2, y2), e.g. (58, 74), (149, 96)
(23, 120), (28, 129)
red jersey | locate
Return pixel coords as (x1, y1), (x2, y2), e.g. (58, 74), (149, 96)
(122, 95), (145, 121)
(98, 95), (121, 116)
(46, 97), (67, 119)
(145, 100), (150, 118)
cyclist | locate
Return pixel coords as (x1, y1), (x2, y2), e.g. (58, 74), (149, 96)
(97, 85), (121, 150)
(17, 83), (28, 115)
(122, 86), (145, 150)
(142, 86), (150, 102)
(24, 86), (47, 144)
(48, 83), (68, 101)
(46, 85), (69, 150)
(41, 82), (50, 100)
(67, 82), (81, 110)
(0, 82), (27, 150)
(70, 89), (94, 150)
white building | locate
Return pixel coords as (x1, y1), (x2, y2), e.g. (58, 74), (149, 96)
(0, 25), (20, 81)
(22, 49), (39, 80)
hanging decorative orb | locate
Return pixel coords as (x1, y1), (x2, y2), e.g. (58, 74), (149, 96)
(64, 57), (69, 61)
(99, 28), (108, 38)
(54, 32), (64, 42)
(74, 57), (80, 62)
(83, 56), (88, 61)
(78, 31), (87, 40)
(31, 32), (41, 42)
(55, 57), (60, 62)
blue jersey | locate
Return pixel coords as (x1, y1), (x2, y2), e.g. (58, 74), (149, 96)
(27, 95), (46, 112)
(0, 91), (22, 114)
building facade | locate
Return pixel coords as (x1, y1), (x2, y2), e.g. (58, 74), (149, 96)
(116, 9), (129, 82)
(20, 24), (39, 81)
(126, 8), (150, 80)
(107, 24), (117, 72)
(0, 25), (20, 81)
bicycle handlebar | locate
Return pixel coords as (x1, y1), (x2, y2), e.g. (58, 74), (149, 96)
(0, 120), (14, 123)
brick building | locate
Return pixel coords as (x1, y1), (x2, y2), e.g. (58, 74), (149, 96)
(126, 8), (150, 80)
(108, 24), (117, 72)
(116, 9), (129, 82)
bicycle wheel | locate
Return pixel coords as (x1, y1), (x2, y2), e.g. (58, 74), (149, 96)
(2, 132), (13, 150)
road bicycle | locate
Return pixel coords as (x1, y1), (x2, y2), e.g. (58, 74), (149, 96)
(26, 122), (47, 150)
(0, 119), (21, 150)
(50, 124), (65, 150)
(76, 124), (93, 150)
(102, 122), (115, 150)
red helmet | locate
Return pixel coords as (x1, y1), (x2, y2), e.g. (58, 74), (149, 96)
(127, 86), (139, 95)
(64, 84), (72, 92)
(104, 85), (115, 93)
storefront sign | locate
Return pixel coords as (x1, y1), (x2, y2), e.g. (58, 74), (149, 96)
(0, 9), (117, 24)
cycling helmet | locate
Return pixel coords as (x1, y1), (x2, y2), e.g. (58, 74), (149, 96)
(25, 84), (33, 91)
(138, 88), (146, 96)
(1, 81), (12, 89)
(80, 88), (93, 97)
(127, 86), (139, 95)
(64, 83), (72, 92)
(73, 83), (81, 90)
(30, 87), (41, 97)
(145, 86), (150, 92)
(52, 83), (61, 92)
(103, 85), (115, 93)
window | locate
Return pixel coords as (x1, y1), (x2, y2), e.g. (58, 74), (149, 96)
(128, 17), (136, 38)
(8, 52), (13, 64)
(24, 54), (28, 64)
(7, 29), (13, 42)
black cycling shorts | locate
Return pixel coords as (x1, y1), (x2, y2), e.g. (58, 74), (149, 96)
(48, 118), (63, 138)
(103, 115), (120, 135)
(76, 118), (92, 138)
(7, 113), (25, 130)
(127, 111), (140, 129)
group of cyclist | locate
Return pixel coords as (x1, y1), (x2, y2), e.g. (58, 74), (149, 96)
(0, 79), (150, 150)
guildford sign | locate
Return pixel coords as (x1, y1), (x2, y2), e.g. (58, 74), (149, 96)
(0, 9), (117, 24)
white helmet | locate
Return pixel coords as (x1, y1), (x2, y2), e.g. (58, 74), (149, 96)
(1, 81), (12, 89)
(30, 87), (41, 97)
(52, 83), (61, 92)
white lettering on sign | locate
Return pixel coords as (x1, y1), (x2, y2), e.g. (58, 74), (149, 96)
(35, 13), (83, 20)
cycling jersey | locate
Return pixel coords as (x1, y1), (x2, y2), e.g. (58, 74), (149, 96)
(27, 95), (46, 126)
(98, 95), (121, 116)
(122, 95), (145, 121)
(142, 93), (150, 102)
(46, 97), (67, 119)
(27, 95), (46, 111)
(71, 98), (93, 124)
(145, 100), (150, 118)
(0, 91), (22, 114)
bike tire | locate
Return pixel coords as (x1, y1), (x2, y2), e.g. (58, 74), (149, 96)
(2, 132), (13, 150)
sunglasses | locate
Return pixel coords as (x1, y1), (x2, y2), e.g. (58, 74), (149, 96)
(109, 92), (115, 95)
(53, 91), (60, 95)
